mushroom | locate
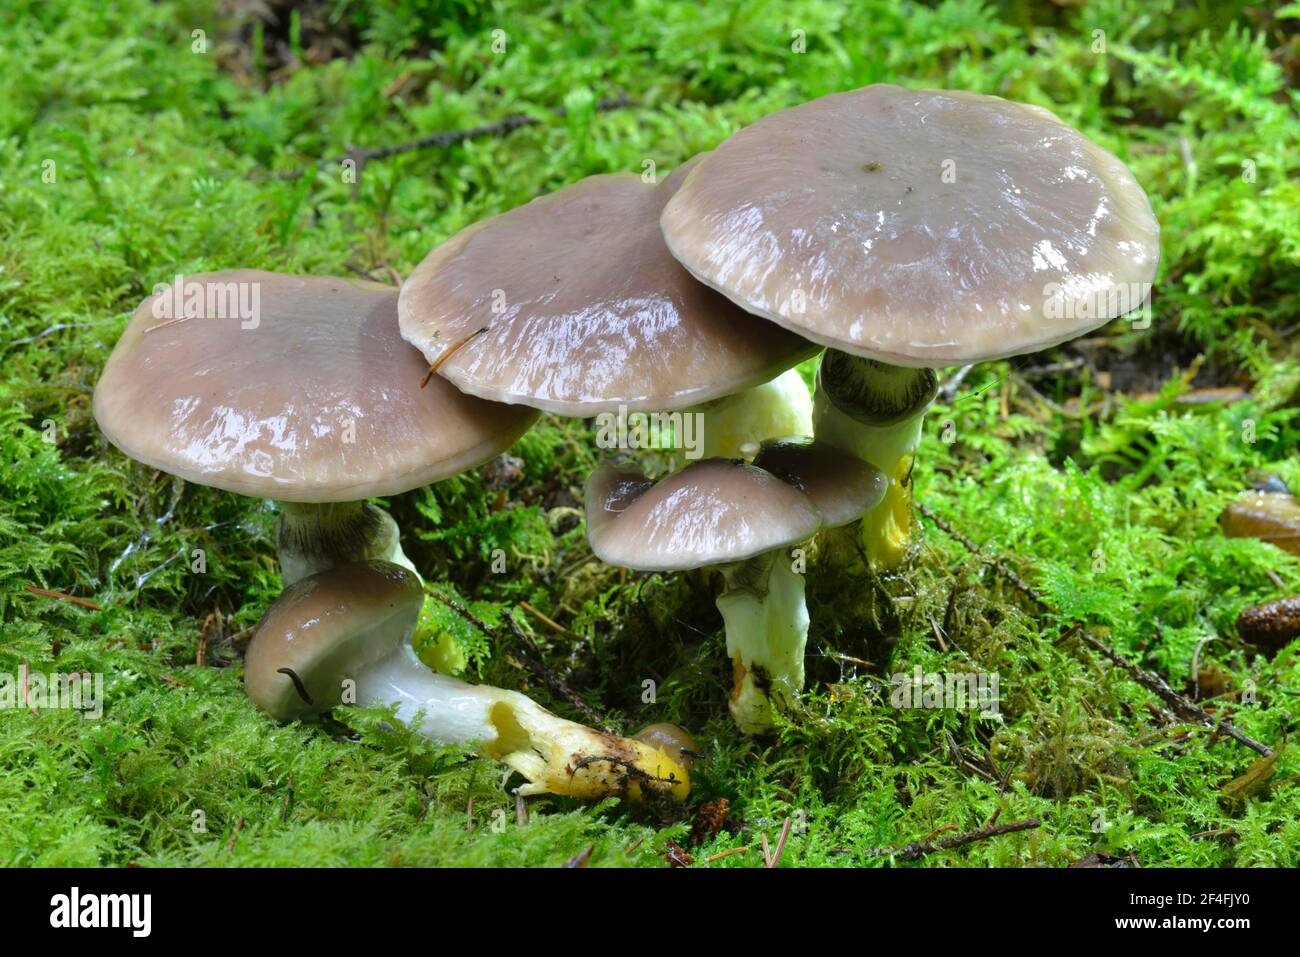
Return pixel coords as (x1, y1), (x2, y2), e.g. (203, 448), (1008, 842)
(93, 271), (538, 584)
(245, 559), (692, 802)
(661, 85), (1161, 566)
(397, 157), (817, 451)
(584, 439), (886, 733)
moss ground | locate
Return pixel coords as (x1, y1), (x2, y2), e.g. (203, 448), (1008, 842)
(1, 0), (1298, 866)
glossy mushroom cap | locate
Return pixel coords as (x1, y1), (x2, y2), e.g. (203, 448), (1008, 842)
(585, 443), (883, 571)
(752, 437), (887, 527)
(585, 459), (820, 571)
(94, 271), (538, 502)
(661, 85), (1161, 367)
(244, 560), (423, 722)
(398, 158), (817, 415)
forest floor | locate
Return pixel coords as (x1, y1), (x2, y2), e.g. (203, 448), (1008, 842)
(2, 0), (1299, 866)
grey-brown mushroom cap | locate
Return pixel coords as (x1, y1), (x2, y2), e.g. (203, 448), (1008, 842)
(244, 560), (422, 722)
(752, 437), (887, 527)
(397, 159), (818, 416)
(93, 270), (539, 502)
(661, 84), (1161, 367)
(584, 459), (823, 571)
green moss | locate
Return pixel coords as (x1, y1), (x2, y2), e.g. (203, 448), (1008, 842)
(1, 0), (1298, 867)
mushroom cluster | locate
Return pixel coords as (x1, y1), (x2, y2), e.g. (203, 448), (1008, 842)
(94, 83), (1160, 801)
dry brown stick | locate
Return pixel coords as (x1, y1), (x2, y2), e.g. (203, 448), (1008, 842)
(424, 587), (609, 729)
(503, 614), (609, 728)
(916, 504), (1037, 596)
(766, 817), (793, 869)
(419, 327), (488, 388)
(273, 96), (635, 181)
(918, 503), (1274, 757)
(1073, 628), (1271, 756)
(867, 818), (1041, 862)
(225, 817), (244, 853)
(24, 584), (102, 611)
(519, 600), (583, 642)
(706, 846), (750, 863)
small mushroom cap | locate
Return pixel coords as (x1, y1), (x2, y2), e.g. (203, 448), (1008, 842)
(584, 458), (822, 571)
(398, 159), (817, 415)
(244, 560), (423, 722)
(661, 84), (1161, 367)
(93, 271), (538, 502)
(752, 437), (887, 527)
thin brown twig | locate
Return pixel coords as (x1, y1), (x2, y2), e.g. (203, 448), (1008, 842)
(518, 600), (583, 642)
(420, 327), (488, 387)
(424, 587), (609, 728)
(1073, 628), (1271, 756)
(225, 817), (244, 853)
(24, 584), (102, 611)
(272, 95), (635, 181)
(706, 846), (750, 863)
(766, 817), (793, 869)
(867, 818), (1041, 862)
(918, 503), (1274, 758)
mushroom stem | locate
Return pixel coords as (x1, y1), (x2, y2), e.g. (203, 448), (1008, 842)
(354, 642), (690, 800)
(682, 368), (814, 462)
(812, 350), (936, 568)
(276, 501), (417, 585)
(715, 550), (809, 734)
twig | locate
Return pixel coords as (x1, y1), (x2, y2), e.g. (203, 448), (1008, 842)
(867, 818), (1040, 862)
(425, 587), (609, 728)
(24, 584), (102, 611)
(420, 326), (488, 387)
(917, 504), (1037, 597)
(519, 600), (583, 642)
(936, 364), (975, 403)
(564, 846), (594, 868)
(706, 846), (750, 863)
(1073, 629), (1271, 757)
(272, 95), (635, 181)
(919, 504), (1275, 757)
(766, 817), (793, 869)
(225, 817), (244, 853)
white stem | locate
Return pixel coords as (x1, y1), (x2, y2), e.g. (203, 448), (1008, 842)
(812, 352), (935, 568)
(277, 501), (417, 585)
(811, 390), (924, 473)
(354, 643), (689, 800)
(716, 552), (809, 734)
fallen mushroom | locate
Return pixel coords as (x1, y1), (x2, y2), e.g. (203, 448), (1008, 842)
(244, 559), (691, 802)
(93, 271), (537, 584)
(397, 157), (817, 454)
(1221, 490), (1300, 557)
(585, 439), (885, 732)
(661, 85), (1161, 566)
